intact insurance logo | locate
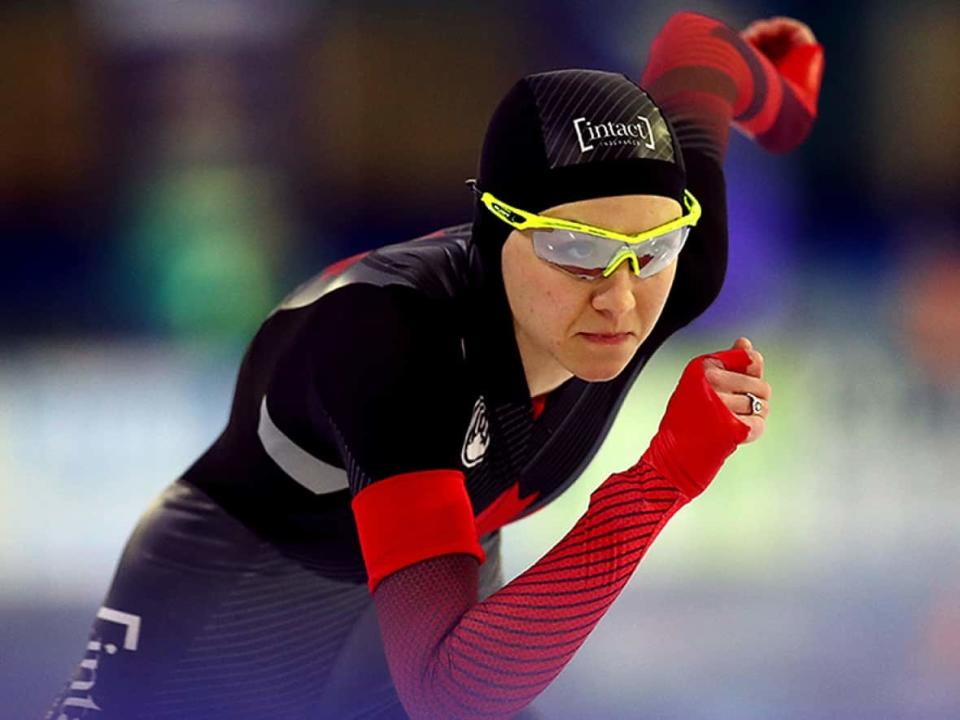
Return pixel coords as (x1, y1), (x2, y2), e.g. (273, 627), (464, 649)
(50, 606), (141, 719)
(573, 114), (656, 153)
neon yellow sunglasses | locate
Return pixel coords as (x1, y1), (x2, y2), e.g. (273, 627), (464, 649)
(468, 180), (701, 279)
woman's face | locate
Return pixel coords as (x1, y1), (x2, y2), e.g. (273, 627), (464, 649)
(501, 194), (681, 393)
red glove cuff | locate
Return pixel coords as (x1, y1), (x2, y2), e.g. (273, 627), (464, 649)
(642, 348), (751, 499)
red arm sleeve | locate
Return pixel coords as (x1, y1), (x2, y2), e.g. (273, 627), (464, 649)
(373, 459), (687, 720)
(641, 11), (823, 161)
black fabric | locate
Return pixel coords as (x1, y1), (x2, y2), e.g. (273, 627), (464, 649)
(303, 285), (471, 491)
(526, 70), (680, 168)
(46, 480), (505, 720)
(473, 69), (687, 253)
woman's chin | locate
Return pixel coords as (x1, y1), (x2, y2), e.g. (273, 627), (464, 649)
(562, 339), (638, 382)
(569, 358), (632, 383)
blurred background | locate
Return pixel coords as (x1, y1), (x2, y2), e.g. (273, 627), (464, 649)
(1, 0), (958, 718)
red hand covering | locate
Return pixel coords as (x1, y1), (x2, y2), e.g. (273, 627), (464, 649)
(641, 11), (824, 159)
(642, 348), (751, 498)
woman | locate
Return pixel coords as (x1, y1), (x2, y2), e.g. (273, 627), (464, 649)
(49, 11), (823, 720)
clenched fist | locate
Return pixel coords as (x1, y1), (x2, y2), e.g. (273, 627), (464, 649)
(742, 16), (824, 116)
(642, 337), (772, 499)
(704, 336), (771, 444)
(742, 16), (817, 62)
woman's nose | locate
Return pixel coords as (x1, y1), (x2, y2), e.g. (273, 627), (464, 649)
(591, 263), (637, 316)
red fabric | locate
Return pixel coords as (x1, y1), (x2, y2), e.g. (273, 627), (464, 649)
(775, 43), (824, 116)
(375, 459), (686, 720)
(641, 11), (821, 155)
(474, 482), (539, 538)
(642, 348), (751, 499)
(530, 394), (547, 420)
(320, 250), (371, 279)
(352, 470), (486, 592)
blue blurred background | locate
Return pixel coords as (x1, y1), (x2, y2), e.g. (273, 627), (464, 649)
(2, 1), (958, 718)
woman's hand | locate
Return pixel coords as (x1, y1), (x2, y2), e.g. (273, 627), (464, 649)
(641, 338), (767, 498)
(704, 337), (771, 444)
(742, 16), (817, 62)
(741, 16), (824, 116)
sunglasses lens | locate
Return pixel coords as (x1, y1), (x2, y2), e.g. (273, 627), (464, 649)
(634, 227), (689, 278)
(531, 230), (616, 277)
(532, 227), (690, 279)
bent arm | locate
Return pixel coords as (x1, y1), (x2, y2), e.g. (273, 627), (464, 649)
(372, 343), (754, 719)
(374, 459), (687, 720)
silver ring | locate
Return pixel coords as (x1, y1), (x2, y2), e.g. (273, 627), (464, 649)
(745, 392), (763, 416)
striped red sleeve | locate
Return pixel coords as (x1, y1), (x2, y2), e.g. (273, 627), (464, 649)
(641, 11), (823, 161)
(373, 459), (688, 720)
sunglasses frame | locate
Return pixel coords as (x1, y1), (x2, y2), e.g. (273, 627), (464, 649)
(468, 180), (701, 246)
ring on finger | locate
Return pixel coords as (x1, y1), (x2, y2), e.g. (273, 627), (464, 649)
(744, 392), (764, 416)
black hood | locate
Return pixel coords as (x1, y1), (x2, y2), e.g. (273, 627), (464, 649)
(467, 68), (726, 375)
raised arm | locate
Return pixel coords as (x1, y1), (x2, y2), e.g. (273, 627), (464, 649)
(640, 11), (824, 339)
(641, 11), (824, 164)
